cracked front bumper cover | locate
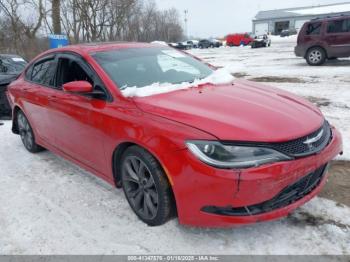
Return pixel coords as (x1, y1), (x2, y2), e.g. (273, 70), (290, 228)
(201, 164), (328, 216)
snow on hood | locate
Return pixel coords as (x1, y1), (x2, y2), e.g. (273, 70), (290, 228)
(121, 67), (235, 98)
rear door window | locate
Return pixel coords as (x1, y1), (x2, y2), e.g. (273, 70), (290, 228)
(327, 19), (350, 34)
(31, 58), (57, 86)
(306, 22), (322, 35)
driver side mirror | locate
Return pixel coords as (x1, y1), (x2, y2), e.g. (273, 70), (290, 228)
(63, 81), (93, 93)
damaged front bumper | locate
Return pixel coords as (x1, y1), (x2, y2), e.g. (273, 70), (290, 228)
(164, 127), (342, 227)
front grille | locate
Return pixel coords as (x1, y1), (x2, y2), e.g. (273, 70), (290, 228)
(202, 164), (328, 216)
(222, 121), (332, 158)
(267, 121), (332, 157)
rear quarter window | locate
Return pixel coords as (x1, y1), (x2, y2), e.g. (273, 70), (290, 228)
(327, 19), (350, 33)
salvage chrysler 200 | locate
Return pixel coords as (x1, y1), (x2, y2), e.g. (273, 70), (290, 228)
(7, 43), (343, 227)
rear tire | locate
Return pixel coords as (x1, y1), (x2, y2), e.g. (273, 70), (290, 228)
(17, 111), (44, 153)
(306, 47), (326, 66)
(121, 146), (175, 226)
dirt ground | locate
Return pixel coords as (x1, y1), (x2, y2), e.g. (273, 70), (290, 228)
(320, 161), (350, 207)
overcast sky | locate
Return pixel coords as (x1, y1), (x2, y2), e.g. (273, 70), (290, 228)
(155, 0), (347, 38)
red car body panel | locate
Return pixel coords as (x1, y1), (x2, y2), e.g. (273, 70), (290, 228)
(134, 80), (323, 142)
(7, 43), (343, 227)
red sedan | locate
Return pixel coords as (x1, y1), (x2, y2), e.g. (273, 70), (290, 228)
(7, 43), (343, 227)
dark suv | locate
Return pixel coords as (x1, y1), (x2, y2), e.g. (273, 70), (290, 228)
(198, 39), (214, 49)
(0, 54), (27, 117)
(295, 16), (350, 65)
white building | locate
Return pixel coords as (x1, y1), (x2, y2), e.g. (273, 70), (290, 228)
(253, 2), (350, 35)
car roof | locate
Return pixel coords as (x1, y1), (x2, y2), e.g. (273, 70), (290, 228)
(31, 42), (169, 62)
(46, 42), (163, 55)
(311, 14), (350, 22)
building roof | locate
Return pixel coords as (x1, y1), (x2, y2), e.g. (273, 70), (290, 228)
(254, 2), (350, 20)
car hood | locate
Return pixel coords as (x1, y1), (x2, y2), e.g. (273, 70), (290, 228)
(133, 80), (324, 142)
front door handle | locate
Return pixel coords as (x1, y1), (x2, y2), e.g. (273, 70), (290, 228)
(48, 95), (58, 101)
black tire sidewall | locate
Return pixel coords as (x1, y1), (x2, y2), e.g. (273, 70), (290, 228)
(17, 111), (42, 153)
(121, 146), (173, 226)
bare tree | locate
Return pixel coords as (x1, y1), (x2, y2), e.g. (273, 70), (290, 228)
(0, 0), (46, 57)
(52, 0), (61, 34)
(0, 0), (184, 58)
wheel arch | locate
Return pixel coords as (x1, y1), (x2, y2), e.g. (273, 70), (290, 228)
(112, 141), (175, 189)
(112, 141), (178, 216)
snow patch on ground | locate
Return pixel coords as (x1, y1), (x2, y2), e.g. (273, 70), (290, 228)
(269, 35), (297, 43)
(121, 67), (235, 97)
(0, 120), (349, 254)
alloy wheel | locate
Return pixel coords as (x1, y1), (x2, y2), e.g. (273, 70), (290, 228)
(308, 50), (322, 64)
(122, 156), (159, 220)
(17, 113), (34, 150)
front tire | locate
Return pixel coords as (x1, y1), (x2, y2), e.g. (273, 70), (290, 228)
(306, 47), (326, 66)
(17, 111), (43, 153)
(121, 146), (175, 226)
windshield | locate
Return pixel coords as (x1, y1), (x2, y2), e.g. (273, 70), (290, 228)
(92, 47), (213, 89)
(0, 57), (27, 75)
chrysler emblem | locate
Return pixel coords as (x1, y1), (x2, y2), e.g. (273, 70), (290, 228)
(303, 129), (324, 148)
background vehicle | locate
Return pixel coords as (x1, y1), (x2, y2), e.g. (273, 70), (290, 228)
(198, 39), (222, 49)
(280, 28), (298, 37)
(186, 40), (199, 48)
(210, 39), (223, 48)
(0, 54), (27, 118)
(172, 42), (190, 50)
(226, 33), (253, 46)
(295, 15), (350, 65)
(150, 41), (169, 46)
(198, 39), (214, 48)
(251, 35), (271, 48)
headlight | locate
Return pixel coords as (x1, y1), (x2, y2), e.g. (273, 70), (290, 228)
(186, 141), (291, 169)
